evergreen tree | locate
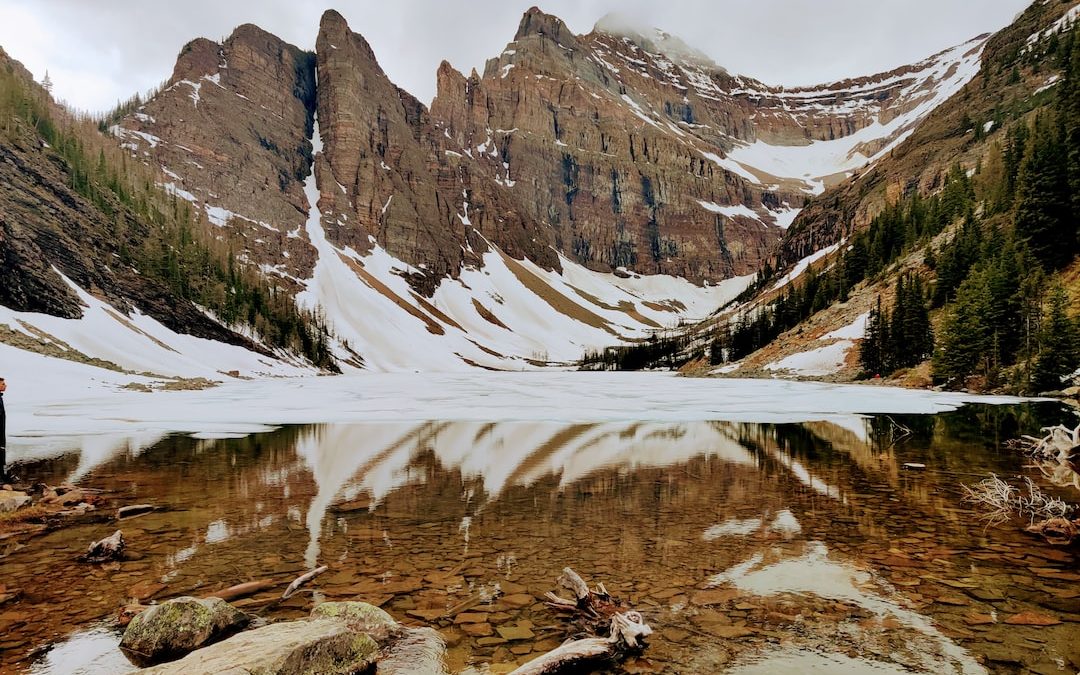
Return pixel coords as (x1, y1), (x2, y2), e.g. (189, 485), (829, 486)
(1032, 286), (1079, 391)
(1002, 122), (1029, 207)
(860, 296), (889, 376)
(934, 268), (994, 384)
(932, 213), (982, 306)
(1059, 26), (1080, 247)
(1014, 114), (1071, 268)
(890, 273), (933, 369)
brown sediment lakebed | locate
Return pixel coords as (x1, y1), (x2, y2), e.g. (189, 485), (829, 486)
(2, 408), (1079, 674)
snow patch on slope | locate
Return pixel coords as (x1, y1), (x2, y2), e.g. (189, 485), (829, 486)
(823, 312), (870, 341)
(697, 200), (759, 220)
(0, 272), (304, 380)
(765, 340), (853, 377)
(727, 37), (986, 193)
(772, 242), (842, 291)
(291, 115), (753, 371)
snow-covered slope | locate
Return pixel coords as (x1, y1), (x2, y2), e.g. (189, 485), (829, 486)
(0, 10), (1001, 379)
(586, 20), (988, 200)
(2, 236), (752, 377)
(294, 117), (752, 371)
(0, 272), (310, 380)
(723, 37), (987, 195)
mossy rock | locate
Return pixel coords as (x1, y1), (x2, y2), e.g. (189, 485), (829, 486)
(310, 601), (399, 641)
(121, 596), (248, 666)
(139, 619), (379, 675)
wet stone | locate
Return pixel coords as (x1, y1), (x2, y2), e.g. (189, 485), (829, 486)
(964, 613), (995, 626)
(499, 594), (534, 609)
(128, 580), (167, 602)
(496, 624), (534, 641)
(453, 612), (488, 624)
(120, 596), (249, 666)
(662, 627), (691, 642)
(691, 589), (738, 606)
(460, 622), (493, 637)
(1038, 597), (1080, 614)
(406, 608), (445, 622)
(702, 625), (754, 639)
(966, 588), (1005, 602)
(1004, 611), (1062, 626)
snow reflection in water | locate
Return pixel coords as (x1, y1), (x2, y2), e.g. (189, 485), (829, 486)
(295, 421), (763, 567)
(5, 406), (1075, 675)
(710, 539), (984, 674)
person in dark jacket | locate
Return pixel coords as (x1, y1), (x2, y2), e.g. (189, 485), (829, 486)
(0, 376), (6, 482)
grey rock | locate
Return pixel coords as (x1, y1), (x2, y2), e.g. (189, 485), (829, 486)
(121, 596), (248, 666)
(139, 619), (378, 675)
(377, 626), (448, 675)
(0, 491), (31, 513)
(310, 601), (399, 641)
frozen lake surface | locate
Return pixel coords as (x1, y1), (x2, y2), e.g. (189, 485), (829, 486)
(8, 372), (1030, 462)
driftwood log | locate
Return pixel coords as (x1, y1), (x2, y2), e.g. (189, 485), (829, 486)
(117, 572), (313, 628)
(282, 565), (328, 600)
(509, 567), (651, 674)
(81, 530), (124, 562)
(117, 504), (158, 519)
(543, 568), (624, 625)
(1026, 517), (1080, 546)
(208, 579), (278, 602)
(509, 612), (651, 675)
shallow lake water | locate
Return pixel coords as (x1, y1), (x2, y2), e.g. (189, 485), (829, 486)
(2, 402), (1079, 674)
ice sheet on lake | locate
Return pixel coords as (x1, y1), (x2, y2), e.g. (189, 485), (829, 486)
(6, 372), (1031, 460)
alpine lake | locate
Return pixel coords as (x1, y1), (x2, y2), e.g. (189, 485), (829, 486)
(2, 402), (1079, 674)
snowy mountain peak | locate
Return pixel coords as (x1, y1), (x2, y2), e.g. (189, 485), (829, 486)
(0, 4), (1026, 376)
(593, 12), (723, 71)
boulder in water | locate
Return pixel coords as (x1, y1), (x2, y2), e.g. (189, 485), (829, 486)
(138, 618), (379, 674)
(120, 596), (248, 666)
(0, 490), (31, 513)
(377, 626), (448, 675)
(310, 601), (399, 641)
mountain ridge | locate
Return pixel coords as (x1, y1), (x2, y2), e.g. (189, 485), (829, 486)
(680, 0), (1080, 394)
(0, 5), (1031, 375)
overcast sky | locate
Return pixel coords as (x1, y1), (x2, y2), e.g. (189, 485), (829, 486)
(0, 0), (1032, 114)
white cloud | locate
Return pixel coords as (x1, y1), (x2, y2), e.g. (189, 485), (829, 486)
(0, 0), (1032, 113)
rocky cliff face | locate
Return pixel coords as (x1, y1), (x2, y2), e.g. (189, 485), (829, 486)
(113, 24), (317, 288)
(53, 5), (996, 372)
(0, 50), (291, 382)
(117, 7), (986, 294)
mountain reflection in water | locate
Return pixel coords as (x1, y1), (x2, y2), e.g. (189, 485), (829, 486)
(4, 404), (1078, 674)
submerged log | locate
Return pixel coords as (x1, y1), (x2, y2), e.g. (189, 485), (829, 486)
(81, 530), (124, 562)
(117, 504), (157, 519)
(282, 565), (328, 600)
(524, 568), (651, 674)
(509, 612), (652, 675)
(1025, 517), (1080, 546)
(207, 579), (277, 602)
